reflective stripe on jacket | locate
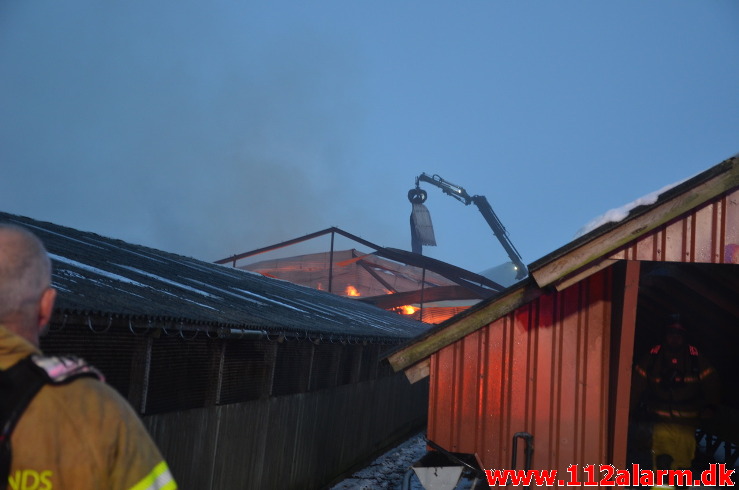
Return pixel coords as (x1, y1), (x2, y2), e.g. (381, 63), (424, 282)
(131, 461), (177, 490)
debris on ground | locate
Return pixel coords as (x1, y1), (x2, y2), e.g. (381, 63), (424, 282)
(330, 432), (427, 490)
(330, 432), (483, 490)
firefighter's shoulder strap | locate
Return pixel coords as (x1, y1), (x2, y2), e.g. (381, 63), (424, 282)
(0, 355), (103, 487)
(647, 344), (700, 374)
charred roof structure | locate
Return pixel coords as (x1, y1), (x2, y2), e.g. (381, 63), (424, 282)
(388, 155), (739, 477)
(216, 227), (503, 324)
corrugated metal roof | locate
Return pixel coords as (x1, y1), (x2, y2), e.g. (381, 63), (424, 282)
(1, 212), (428, 342)
(217, 226), (504, 296)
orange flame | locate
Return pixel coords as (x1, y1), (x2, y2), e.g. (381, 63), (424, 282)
(395, 305), (419, 315)
(345, 285), (360, 297)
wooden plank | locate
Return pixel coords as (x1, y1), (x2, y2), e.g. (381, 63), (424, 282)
(387, 284), (543, 372)
(143, 372), (428, 489)
(532, 159), (739, 288)
(359, 285), (487, 309)
(552, 258), (618, 292)
(608, 260), (640, 468)
(128, 335), (153, 413)
(403, 358), (430, 383)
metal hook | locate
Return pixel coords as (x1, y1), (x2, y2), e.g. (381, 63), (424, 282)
(161, 321), (174, 336)
(178, 325), (198, 340)
(49, 313), (67, 332)
(128, 318), (148, 336)
(88, 315), (112, 334)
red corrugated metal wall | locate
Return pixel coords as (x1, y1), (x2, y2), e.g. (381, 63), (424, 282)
(428, 268), (613, 476)
(610, 188), (739, 263)
(425, 186), (739, 477)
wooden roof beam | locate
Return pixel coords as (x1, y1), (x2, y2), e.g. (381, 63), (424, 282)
(386, 283), (543, 373)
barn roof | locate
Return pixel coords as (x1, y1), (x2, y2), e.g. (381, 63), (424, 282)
(0, 212), (428, 343)
(388, 155), (739, 375)
(216, 226), (504, 297)
(216, 226), (504, 325)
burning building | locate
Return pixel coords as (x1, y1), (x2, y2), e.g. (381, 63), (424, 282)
(216, 227), (504, 324)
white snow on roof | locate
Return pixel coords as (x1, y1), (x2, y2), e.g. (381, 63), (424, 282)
(18, 222), (106, 250)
(231, 288), (308, 312)
(84, 238), (169, 263)
(575, 178), (688, 238)
(114, 264), (221, 299)
(183, 279), (270, 307)
(50, 254), (149, 287)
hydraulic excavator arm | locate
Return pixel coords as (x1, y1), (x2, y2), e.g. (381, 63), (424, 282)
(410, 173), (528, 279)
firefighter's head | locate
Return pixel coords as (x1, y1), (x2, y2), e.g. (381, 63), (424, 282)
(0, 223), (57, 347)
(664, 320), (687, 351)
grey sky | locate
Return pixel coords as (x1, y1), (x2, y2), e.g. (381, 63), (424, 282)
(2, 1), (738, 272)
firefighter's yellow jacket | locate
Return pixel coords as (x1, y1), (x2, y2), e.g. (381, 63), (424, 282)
(0, 326), (177, 490)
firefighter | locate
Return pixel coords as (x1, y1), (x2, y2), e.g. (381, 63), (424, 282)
(630, 317), (720, 475)
(0, 223), (177, 489)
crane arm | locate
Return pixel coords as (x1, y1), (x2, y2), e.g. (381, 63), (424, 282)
(412, 173), (528, 279)
(415, 173), (473, 205)
(469, 195), (527, 279)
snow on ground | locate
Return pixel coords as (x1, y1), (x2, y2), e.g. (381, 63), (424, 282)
(330, 432), (481, 490)
(330, 432), (428, 490)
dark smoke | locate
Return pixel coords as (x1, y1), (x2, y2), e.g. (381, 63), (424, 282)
(0, 1), (380, 262)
